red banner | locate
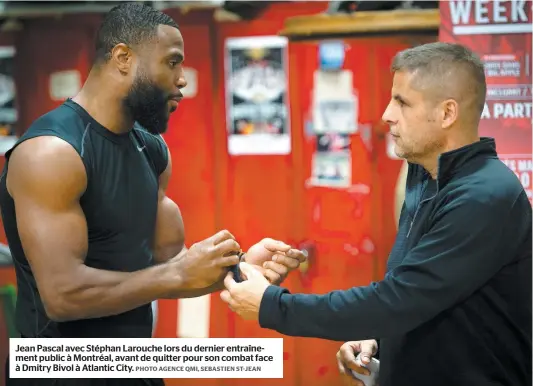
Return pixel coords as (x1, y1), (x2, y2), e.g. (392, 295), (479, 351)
(439, 0), (532, 203)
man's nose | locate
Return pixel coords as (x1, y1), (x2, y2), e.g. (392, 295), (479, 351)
(177, 76), (187, 89)
(382, 101), (395, 124)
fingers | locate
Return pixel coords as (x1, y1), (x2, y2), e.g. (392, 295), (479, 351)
(336, 351), (347, 376)
(240, 265), (266, 281)
(218, 254), (241, 267)
(262, 238), (291, 253)
(286, 248), (307, 262)
(224, 271), (236, 291)
(211, 229), (236, 245)
(264, 269), (282, 284)
(340, 343), (370, 376)
(239, 262), (268, 284)
(350, 361), (370, 377)
(337, 351), (364, 386)
(359, 340), (377, 365)
(220, 289), (236, 311)
(213, 239), (241, 260)
(238, 262), (260, 277)
(262, 261), (286, 284)
(271, 254), (300, 269)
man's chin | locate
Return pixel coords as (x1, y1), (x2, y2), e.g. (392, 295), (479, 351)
(140, 122), (168, 135)
(137, 115), (170, 135)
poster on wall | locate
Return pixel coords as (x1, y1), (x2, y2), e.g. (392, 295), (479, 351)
(311, 131), (352, 188)
(312, 70), (358, 135)
(310, 152), (352, 188)
(224, 35), (290, 155)
(0, 46), (18, 155)
(440, 0), (532, 203)
(308, 62), (358, 188)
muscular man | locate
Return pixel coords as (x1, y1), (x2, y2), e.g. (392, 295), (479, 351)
(2, 3), (304, 385)
(221, 42), (532, 386)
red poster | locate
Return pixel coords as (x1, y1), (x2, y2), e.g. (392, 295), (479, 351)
(440, 0), (532, 203)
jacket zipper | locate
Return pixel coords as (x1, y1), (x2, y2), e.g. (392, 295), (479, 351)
(406, 187), (439, 238)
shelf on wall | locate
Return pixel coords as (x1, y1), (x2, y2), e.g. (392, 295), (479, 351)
(279, 9), (440, 38)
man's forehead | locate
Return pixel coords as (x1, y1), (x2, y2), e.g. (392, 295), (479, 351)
(393, 70), (428, 96)
(156, 24), (184, 50)
(392, 70), (415, 88)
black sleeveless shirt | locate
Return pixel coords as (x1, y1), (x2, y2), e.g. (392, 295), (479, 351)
(0, 99), (168, 338)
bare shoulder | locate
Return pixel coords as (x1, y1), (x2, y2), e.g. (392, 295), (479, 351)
(7, 136), (87, 204)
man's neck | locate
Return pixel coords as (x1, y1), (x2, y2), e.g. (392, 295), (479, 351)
(418, 133), (480, 180)
(72, 69), (133, 135)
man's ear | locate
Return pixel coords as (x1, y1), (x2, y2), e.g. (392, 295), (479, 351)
(110, 43), (134, 74)
(440, 99), (459, 129)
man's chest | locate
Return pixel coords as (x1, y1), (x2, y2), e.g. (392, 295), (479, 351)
(387, 185), (438, 271)
(82, 146), (159, 237)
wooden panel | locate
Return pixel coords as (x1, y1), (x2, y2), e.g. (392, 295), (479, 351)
(280, 9), (439, 38)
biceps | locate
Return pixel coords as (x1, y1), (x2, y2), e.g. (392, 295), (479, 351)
(153, 196), (184, 263)
(14, 196), (88, 300)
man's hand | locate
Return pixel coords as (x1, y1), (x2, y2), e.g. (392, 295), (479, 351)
(220, 262), (270, 320)
(244, 238), (306, 285)
(174, 230), (241, 290)
(336, 340), (379, 386)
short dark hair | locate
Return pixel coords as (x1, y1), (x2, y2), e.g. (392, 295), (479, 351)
(94, 2), (179, 63)
(391, 42), (486, 119)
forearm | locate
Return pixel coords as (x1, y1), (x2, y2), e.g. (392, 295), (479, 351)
(154, 241), (184, 264)
(259, 285), (384, 342)
(258, 274), (450, 341)
(166, 280), (225, 299)
(50, 261), (178, 322)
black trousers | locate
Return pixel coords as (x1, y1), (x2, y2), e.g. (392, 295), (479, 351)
(5, 356), (165, 386)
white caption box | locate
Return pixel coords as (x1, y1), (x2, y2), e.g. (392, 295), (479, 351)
(9, 338), (284, 379)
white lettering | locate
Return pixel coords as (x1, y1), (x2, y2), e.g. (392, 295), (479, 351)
(504, 160), (517, 172)
(475, 0), (490, 23)
(450, 0), (472, 24)
(481, 103), (491, 119)
(487, 88), (522, 98)
(450, 0), (529, 25)
(493, 0), (507, 22)
(512, 0), (528, 22)
(518, 160), (532, 173)
(493, 102), (532, 119)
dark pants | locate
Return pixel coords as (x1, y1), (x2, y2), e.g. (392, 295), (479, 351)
(5, 356), (165, 386)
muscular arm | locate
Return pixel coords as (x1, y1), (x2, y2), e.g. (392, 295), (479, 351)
(153, 152), (185, 264)
(8, 137), (186, 322)
(153, 150), (226, 298)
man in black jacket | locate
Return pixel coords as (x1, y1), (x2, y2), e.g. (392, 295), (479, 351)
(220, 42), (532, 386)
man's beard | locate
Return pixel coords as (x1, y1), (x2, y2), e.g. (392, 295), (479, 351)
(123, 72), (169, 135)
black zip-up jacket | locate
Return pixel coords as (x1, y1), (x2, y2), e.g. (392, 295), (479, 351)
(259, 138), (532, 386)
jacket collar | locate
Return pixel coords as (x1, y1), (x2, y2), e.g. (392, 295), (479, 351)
(403, 137), (497, 216)
(435, 137), (497, 186)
